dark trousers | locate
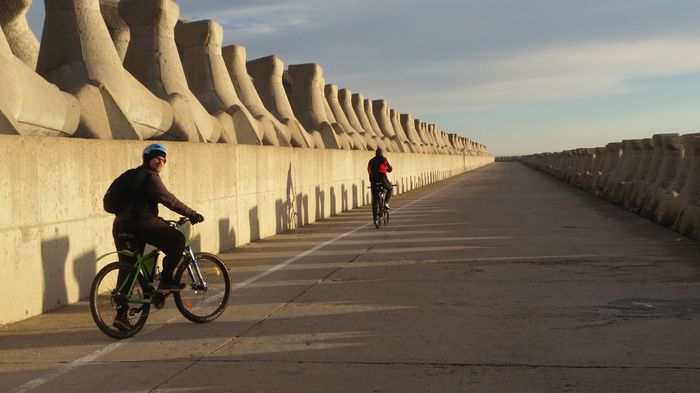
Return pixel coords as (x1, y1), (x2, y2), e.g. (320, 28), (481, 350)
(370, 176), (393, 205)
(113, 216), (186, 281)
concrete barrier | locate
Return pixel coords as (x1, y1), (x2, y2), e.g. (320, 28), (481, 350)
(0, 24), (80, 137)
(246, 55), (323, 148)
(38, 0), (177, 140)
(338, 88), (378, 150)
(0, 135), (493, 325)
(175, 20), (259, 145)
(222, 44), (295, 147)
(649, 133), (698, 224)
(602, 139), (644, 203)
(324, 84), (369, 150)
(287, 63), (346, 149)
(520, 132), (700, 242)
(351, 93), (388, 152)
(672, 136), (700, 238)
(119, 0), (224, 143)
(635, 134), (682, 213)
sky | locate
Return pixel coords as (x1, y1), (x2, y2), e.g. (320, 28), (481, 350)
(25, 0), (700, 156)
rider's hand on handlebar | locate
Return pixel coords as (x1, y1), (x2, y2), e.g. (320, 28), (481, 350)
(190, 213), (205, 224)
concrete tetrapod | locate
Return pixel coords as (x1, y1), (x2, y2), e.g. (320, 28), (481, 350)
(99, 0), (130, 62)
(580, 147), (606, 191)
(626, 134), (667, 210)
(350, 93), (387, 152)
(120, 0), (225, 143)
(429, 125), (445, 154)
(246, 55), (322, 148)
(610, 138), (654, 203)
(390, 108), (417, 153)
(319, 83), (356, 149)
(0, 25), (80, 136)
(337, 88), (377, 150)
(636, 134), (682, 215)
(325, 84), (368, 150)
(672, 136), (700, 240)
(602, 139), (645, 203)
(37, 0), (174, 140)
(449, 134), (465, 156)
(456, 135), (470, 155)
(591, 142), (622, 195)
(569, 148), (597, 189)
(0, 0), (39, 69)
(287, 63), (348, 149)
(363, 98), (398, 152)
(438, 128), (456, 155)
(372, 100), (410, 153)
(654, 134), (700, 225)
(400, 113), (425, 153)
(640, 134), (699, 222)
(174, 20), (265, 144)
(222, 45), (303, 147)
(415, 120), (436, 154)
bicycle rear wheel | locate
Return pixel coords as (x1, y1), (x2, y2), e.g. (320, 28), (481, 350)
(374, 202), (381, 229)
(90, 262), (150, 339)
(174, 253), (231, 323)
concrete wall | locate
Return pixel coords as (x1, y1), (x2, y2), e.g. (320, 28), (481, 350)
(0, 134), (493, 325)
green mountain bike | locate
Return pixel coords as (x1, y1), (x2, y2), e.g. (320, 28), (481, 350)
(89, 218), (231, 339)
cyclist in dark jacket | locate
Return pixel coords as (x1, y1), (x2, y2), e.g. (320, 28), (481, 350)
(112, 144), (204, 298)
(367, 147), (393, 209)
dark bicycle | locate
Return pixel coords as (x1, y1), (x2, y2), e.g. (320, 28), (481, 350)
(89, 218), (231, 339)
(370, 182), (392, 229)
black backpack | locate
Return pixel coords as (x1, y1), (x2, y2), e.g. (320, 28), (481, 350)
(103, 168), (149, 214)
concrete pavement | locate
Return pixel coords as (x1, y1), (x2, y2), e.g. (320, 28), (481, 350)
(2, 162), (700, 392)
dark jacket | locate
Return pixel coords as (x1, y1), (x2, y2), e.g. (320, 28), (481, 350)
(114, 165), (196, 223)
(367, 156), (393, 181)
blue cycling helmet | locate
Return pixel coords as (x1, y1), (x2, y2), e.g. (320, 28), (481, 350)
(143, 143), (167, 163)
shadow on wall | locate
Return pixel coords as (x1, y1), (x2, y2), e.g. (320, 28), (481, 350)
(276, 163), (300, 233)
(249, 206), (260, 242)
(300, 194), (309, 226)
(352, 184), (359, 209)
(341, 184), (349, 212)
(330, 186), (337, 216)
(41, 237), (69, 312)
(315, 186), (325, 220)
(218, 218), (236, 252)
(73, 250), (97, 302)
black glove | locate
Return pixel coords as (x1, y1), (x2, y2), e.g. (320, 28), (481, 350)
(190, 213), (204, 224)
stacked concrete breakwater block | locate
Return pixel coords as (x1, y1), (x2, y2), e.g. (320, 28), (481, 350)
(520, 133), (700, 241)
(0, 0), (490, 155)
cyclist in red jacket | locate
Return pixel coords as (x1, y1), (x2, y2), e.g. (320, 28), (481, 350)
(367, 148), (394, 209)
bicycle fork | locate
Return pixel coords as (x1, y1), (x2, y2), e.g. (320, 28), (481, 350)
(183, 247), (208, 291)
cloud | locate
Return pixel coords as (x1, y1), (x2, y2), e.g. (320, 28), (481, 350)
(364, 39), (700, 115)
(182, 3), (314, 37)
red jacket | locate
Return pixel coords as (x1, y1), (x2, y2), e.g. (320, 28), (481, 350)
(367, 156), (393, 180)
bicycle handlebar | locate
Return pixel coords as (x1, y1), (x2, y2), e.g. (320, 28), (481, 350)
(166, 217), (190, 227)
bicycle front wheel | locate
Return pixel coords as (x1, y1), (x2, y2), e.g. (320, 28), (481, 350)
(90, 262), (150, 339)
(174, 253), (231, 323)
(384, 208), (390, 226)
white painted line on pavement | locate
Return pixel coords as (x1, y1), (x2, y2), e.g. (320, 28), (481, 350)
(12, 174), (466, 393)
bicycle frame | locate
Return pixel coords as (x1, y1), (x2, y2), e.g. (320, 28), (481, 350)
(94, 229), (206, 305)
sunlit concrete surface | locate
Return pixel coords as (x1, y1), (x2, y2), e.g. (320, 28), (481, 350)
(1, 162), (699, 392)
